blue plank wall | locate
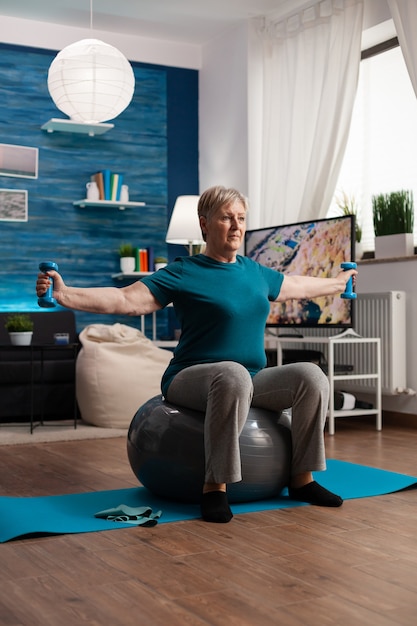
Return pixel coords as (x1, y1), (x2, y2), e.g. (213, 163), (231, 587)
(0, 43), (198, 339)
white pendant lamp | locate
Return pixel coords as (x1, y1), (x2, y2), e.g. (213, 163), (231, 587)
(43, 1), (135, 135)
(47, 38), (135, 124)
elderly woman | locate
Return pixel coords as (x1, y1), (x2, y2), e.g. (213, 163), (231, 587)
(37, 185), (357, 523)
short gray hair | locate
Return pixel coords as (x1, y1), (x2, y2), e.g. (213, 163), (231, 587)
(197, 186), (249, 241)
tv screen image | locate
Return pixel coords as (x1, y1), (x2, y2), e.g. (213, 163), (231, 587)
(245, 215), (354, 328)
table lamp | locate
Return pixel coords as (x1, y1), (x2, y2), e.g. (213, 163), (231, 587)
(166, 195), (204, 255)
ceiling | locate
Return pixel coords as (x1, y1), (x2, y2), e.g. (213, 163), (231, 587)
(0, 0), (293, 45)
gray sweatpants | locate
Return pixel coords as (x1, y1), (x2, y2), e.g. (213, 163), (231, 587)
(165, 361), (329, 485)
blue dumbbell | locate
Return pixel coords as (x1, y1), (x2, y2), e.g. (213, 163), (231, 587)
(341, 262), (357, 299)
(38, 261), (58, 308)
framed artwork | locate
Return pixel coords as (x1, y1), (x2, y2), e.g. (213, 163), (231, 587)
(0, 143), (38, 179)
(0, 189), (28, 222)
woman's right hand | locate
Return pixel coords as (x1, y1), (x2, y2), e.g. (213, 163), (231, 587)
(36, 269), (65, 303)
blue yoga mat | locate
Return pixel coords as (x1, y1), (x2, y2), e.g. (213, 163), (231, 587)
(1, 460), (416, 542)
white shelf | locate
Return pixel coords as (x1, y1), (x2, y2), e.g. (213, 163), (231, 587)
(112, 271), (152, 279)
(41, 118), (114, 136)
(154, 340), (178, 349)
(333, 408), (380, 418)
(74, 200), (146, 211)
(270, 331), (382, 435)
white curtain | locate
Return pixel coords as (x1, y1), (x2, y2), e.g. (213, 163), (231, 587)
(387, 0), (417, 97)
(249, 0), (363, 229)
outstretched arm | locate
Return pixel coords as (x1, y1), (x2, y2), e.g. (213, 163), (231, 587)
(276, 268), (357, 302)
(36, 269), (162, 316)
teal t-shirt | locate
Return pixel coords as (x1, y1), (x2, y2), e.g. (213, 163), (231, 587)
(141, 254), (284, 395)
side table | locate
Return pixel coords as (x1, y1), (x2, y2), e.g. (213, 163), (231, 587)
(0, 343), (78, 433)
(267, 330), (382, 435)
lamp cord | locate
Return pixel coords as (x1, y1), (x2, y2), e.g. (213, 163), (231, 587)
(90, 0), (93, 30)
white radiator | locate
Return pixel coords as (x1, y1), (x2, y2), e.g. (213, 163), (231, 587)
(342, 291), (406, 395)
(293, 291), (407, 395)
(356, 291), (407, 394)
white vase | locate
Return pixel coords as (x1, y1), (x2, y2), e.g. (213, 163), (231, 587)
(154, 262), (167, 271)
(9, 331), (33, 346)
(120, 256), (136, 273)
(374, 233), (414, 259)
(120, 185), (129, 203)
(86, 181), (100, 200)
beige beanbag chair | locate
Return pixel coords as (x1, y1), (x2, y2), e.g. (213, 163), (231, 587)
(76, 323), (172, 428)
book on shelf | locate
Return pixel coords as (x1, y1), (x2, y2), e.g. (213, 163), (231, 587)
(103, 169), (111, 200)
(147, 246), (154, 272)
(110, 173), (120, 201)
(116, 174), (124, 201)
(134, 247), (154, 272)
(140, 249), (148, 272)
(91, 170), (125, 202)
(91, 172), (104, 200)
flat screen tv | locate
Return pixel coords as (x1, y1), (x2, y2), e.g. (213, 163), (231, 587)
(245, 215), (355, 329)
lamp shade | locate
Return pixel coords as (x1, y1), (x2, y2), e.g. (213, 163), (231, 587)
(166, 195), (204, 245)
(47, 39), (135, 124)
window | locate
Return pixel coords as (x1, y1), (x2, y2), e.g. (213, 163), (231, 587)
(328, 42), (417, 253)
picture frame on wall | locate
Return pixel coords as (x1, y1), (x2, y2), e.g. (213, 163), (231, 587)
(0, 143), (38, 179)
(0, 189), (28, 222)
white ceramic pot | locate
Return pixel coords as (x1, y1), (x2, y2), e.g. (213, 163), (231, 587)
(120, 185), (129, 203)
(86, 181), (100, 200)
(154, 262), (167, 271)
(120, 256), (136, 273)
(9, 331), (33, 346)
(374, 233), (414, 260)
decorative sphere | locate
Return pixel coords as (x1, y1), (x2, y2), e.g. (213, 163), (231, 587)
(127, 396), (292, 504)
(47, 39), (135, 124)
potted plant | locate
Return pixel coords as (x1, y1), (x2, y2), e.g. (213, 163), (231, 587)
(154, 256), (168, 271)
(372, 190), (414, 259)
(118, 243), (135, 273)
(5, 313), (34, 346)
(335, 191), (363, 259)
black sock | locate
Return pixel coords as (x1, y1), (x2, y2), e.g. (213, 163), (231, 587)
(201, 491), (233, 523)
(288, 481), (343, 507)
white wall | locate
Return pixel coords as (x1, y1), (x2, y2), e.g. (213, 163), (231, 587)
(363, 0), (391, 31)
(0, 15), (201, 69)
(199, 23), (249, 194)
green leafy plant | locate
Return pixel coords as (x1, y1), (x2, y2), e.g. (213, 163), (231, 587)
(5, 313), (34, 333)
(118, 243), (135, 257)
(335, 191), (362, 243)
(372, 190), (414, 236)
(154, 256), (167, 264)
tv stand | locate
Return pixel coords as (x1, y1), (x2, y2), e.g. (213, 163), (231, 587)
(330, 328), (362, 339)
(268, 331), (382, 435)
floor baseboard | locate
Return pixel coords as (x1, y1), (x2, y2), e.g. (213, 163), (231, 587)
(383, 410), (417, 428)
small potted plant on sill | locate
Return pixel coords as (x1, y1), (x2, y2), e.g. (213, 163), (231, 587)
(372, 189), (414, 259)
(154, 256), (168, 271)
(118, 243), (136, 273)
(5, 313), (34, 346)
(335, 191), (363, 260)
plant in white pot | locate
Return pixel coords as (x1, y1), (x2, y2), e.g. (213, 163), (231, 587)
(154, 256), (168, 271)
(372, 190), (414, 259)
(118, 243), (136, 273)
(5, 313), (34, 346)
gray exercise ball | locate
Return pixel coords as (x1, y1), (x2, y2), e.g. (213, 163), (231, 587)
(127, 395), (292, 504)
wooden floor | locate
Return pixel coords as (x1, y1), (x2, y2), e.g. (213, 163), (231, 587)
(1, 417), (417, 626)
